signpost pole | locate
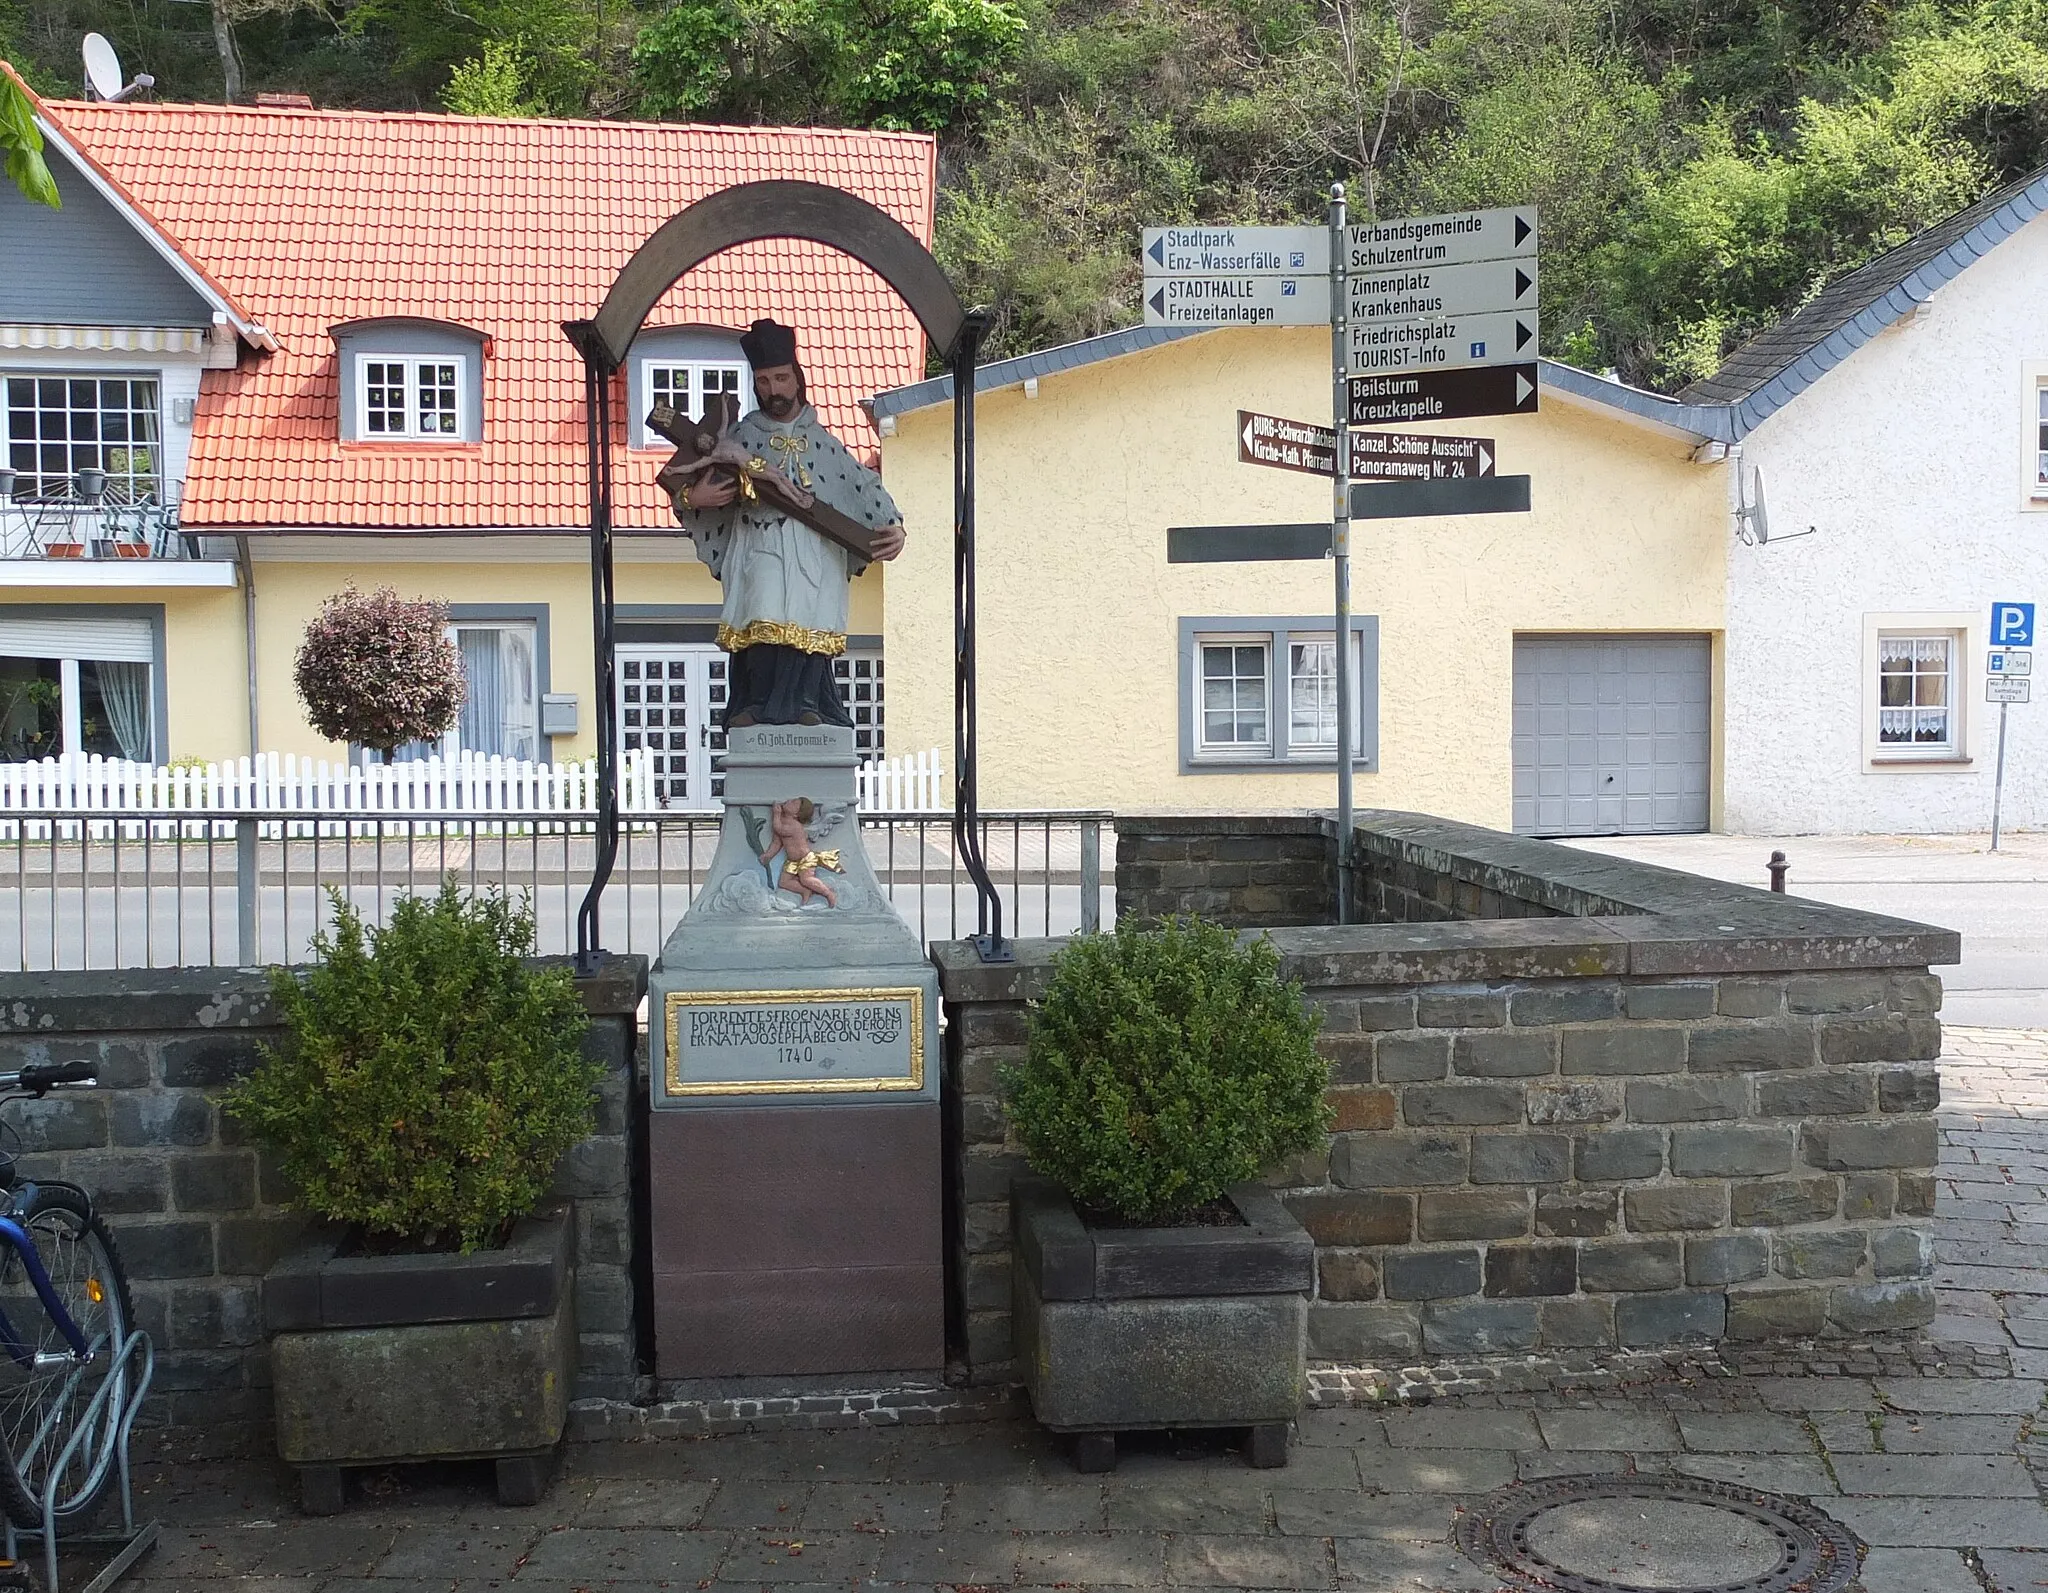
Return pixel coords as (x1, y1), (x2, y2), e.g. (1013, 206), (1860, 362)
(1992, 699), (2011, 852)
(1330, 181), (1354, 924)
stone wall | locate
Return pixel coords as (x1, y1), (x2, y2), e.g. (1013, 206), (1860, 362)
(1115, 816), (1334, 927)
(0, 956), (646, 1441)
(935, 812), (1955, 1382)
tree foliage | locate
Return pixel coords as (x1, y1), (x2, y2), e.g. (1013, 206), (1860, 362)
(226, 883), (597, 1252)
(294, 585), (465, 761)
(18, 0), (2048, 387)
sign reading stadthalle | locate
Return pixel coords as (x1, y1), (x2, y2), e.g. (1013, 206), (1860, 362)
(665, 987), (925, 1097)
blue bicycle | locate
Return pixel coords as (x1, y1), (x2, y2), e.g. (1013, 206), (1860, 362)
(0, 1061), (134, 1532)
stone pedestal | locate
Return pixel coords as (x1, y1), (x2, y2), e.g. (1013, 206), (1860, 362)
(648, 724), (943, 1380)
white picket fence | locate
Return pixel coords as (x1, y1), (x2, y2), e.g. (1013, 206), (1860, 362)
(0, 745), (947, 834)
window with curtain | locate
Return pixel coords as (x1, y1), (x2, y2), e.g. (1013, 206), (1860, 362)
(0, 653), (152, 762)
(455, 623), (537, 760)
(1877, 633), (1957, 754)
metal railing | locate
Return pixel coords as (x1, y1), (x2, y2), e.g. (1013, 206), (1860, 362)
(0, 809), (1111, 970)
(0, 490), (191, 561)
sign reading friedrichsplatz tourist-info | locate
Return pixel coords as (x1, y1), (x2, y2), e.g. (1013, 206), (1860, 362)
(1142, 225), (1330, 326)
(1347, 309), (1538, 376)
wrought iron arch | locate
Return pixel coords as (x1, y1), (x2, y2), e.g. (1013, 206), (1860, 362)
(564, 179), (1007, 967)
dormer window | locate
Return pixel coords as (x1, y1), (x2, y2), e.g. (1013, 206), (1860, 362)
(361, 355), (466, 440)
(331, 318), (487, 444)
(627, 326), (753, 448)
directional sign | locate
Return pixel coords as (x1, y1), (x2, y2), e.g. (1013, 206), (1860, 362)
(1167, 523), (1333, 563)
(1347, 259), (1537, 325)
(1239, 411), (1338, 476)
(1144, 226), (1328, 277)
(1349, 474), (1531, 519)
(1993, 602), (2036, 647)
(1988, 677), (2032, 704)
(1144, 275), (1326, 327)
(1350, 430), (1494, 480)
(1991, 650), (2033, 676)
(1238, 411), (1498, 481)
(1350, 364), (1539, 425)
(1347, 207), (1536, 271)
(1347, 310), (1538, 377)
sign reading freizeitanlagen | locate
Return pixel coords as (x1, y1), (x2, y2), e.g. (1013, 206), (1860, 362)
(664, 987), (925, 1097)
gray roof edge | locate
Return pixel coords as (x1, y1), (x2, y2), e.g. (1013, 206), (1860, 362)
(1723, 172), (2048, 437)
(869, 324), (1213, 420)
(1535, 359), (1733, 442)
(867, 321), (1738, 444)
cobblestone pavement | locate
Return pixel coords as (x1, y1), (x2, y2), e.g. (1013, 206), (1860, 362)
(97, 1026), (2048, 1593)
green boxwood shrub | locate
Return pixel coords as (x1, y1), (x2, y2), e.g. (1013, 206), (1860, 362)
(226, 882), (598, 1251)
(1002, 917), (1330, 1225)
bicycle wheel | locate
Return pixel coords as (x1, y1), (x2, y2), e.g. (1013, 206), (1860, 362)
(0, 1184), (133, 1531)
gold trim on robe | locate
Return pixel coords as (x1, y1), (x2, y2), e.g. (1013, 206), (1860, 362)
(715, 619), (847, 656)
(782, 849), (843, 877)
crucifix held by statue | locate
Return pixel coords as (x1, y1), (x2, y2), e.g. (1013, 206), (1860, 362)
(657, 318), (905, 729)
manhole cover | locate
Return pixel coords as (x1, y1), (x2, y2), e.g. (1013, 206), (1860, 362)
(1455, 1475), (1861, 1593)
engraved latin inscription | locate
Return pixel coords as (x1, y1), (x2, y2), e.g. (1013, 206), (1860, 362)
(666, 988), (924, 1096)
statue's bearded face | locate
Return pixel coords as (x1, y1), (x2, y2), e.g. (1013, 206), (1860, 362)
(754, 364), (805, 420)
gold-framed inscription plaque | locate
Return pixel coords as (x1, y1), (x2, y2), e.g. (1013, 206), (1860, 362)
(664, 987), (926, 1097)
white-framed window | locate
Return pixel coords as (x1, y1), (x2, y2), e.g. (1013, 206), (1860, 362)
(0, 616), (156, 763)
(356, 355), (466, 441)
(1198, 637), (1272, 756)
(1875, 632), (1957, 755)
(2035, 384), (2047, 492)
(636, 360), (750, 447)
(1182, 618), (1378, 769)
(4, 375), (161, 500)
(393, 620), (538, 763)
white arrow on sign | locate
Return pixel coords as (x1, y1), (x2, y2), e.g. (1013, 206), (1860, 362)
(1347, 258), (1537, 324)
(1347, 206), (1537, 270)
(1347, 310), (1539, 376)
(1144, 225), (1329, 276)
(1145, 275), (1330, 327)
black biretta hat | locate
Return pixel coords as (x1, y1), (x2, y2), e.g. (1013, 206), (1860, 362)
(740, 318), (799, 369)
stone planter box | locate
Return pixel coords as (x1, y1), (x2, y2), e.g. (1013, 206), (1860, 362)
(1012, 1177), (1313, 1472)
(263, 1207), (575, 1513)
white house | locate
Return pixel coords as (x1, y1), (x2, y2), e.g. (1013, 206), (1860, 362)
(1677, 169), (2048, 835)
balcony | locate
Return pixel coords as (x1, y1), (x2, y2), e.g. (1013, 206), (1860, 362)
(0, 471), (238, 588)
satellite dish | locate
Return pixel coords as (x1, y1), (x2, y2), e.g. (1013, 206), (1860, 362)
(82, 34), (123, 100)
(80, 33), (154, 101)
(1736, 463), (1814, 547)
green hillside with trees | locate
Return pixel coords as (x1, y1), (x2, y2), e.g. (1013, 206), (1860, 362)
(8, 0), (2048, 387)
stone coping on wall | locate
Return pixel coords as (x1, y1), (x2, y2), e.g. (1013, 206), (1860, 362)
(0, 952), (650, 1030)
(1096, 809), (1962, 975)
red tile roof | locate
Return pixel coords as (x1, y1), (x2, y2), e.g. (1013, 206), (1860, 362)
(39, 97), (936, 531)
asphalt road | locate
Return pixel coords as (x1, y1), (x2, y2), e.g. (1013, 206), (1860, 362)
(1564, 830), (2048, 1030)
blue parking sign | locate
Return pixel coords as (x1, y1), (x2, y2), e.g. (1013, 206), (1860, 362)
(1993, 602), (2036, 647)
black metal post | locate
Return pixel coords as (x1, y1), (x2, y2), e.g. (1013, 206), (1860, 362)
(1768, 850), (1788, 894)
(950, 313), (1007, 962)
(571, 337), (621, 969)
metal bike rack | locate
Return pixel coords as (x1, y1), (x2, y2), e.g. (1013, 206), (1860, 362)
(3, 1329), (158, 1593)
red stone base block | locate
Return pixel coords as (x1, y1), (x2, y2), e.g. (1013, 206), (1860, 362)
(649, 1102), (944, 1378)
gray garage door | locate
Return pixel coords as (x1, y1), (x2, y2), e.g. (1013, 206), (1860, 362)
(1512, 635), (1711, 836)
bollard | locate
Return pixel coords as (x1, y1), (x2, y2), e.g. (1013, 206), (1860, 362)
(1767, 850), (1788, 893)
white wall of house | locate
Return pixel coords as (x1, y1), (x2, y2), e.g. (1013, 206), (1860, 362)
(1729, 214), (2048, 834)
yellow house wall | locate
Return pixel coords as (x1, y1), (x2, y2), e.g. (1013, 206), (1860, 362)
(880, 326), (1727, 827)
(0, 586), (247, 763)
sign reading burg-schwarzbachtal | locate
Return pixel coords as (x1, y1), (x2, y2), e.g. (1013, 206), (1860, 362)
(665, 988), (925, 1097)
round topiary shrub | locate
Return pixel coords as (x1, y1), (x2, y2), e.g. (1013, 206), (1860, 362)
(1002, 916), (1330, 1225)
(226, 882), (598, 1252)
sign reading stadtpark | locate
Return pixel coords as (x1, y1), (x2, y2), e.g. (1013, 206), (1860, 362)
(1988, 677), (2032, 704)
(1238, 411), (1496, 480)
(1145, 225), (1328, 276)
(1350, 363), (1539, 425)
(1990, 650), (2033, 676)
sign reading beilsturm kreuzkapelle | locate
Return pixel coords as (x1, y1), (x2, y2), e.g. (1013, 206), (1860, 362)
(664, 987), (925, 1097)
